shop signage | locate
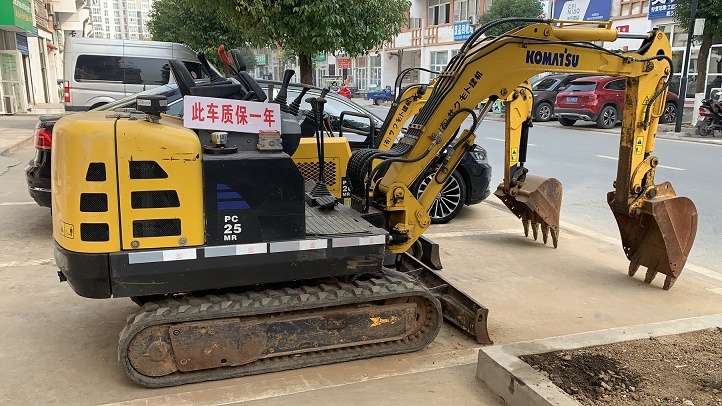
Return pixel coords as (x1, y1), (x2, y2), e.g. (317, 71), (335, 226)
(0, 0), (35, 33)
(337, 57), (352, 69)
(648, 0), (675, 20)
(554, 0), (612, 21)
(453, 21), (474, 41)
(255, 54), (268, 66)
(315, 53), (327, 61)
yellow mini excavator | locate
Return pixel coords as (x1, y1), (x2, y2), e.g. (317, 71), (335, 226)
(51, 19), (697, 388)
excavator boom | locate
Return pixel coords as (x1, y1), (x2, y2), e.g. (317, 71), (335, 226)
(349, 19), (697, 289)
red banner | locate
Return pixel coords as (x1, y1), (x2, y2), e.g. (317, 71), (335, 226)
(337, 57), (352, 69)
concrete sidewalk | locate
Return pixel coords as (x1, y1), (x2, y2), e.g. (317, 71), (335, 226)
(0, 103), (64, 156)
(0, 189), (720, 405)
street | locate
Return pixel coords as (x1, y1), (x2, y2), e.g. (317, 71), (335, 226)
(0, 115), (721, 405)
(480, 118), (722, 275)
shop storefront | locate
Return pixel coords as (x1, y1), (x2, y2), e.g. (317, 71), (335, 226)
(0, 0), (34, 114)
(647, 0), (722, 100)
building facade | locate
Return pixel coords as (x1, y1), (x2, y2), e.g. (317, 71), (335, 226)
(312, 0), (717, 106)
(0, 0), (68, 113)
(89, 0), (152, 40)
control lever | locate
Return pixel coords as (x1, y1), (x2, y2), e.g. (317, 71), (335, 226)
(305, 96), (337, 210)
(218, 45), (267, 102)
(273, 70), (295, 113)
(196, 51), (225, 82)
(218, 45), (241, 77)
(289, 86), (310, 116)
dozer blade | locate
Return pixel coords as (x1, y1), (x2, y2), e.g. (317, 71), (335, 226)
(494, 174), (563, 248)
(607, 182), (698, 290)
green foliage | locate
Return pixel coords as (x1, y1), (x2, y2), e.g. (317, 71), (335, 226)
(673, 0), (722, 39)
(191, 0), (410, 83)
(148, 0), (256, 71)
(477, 0), (543, 36)
(673, 0), (722, 92)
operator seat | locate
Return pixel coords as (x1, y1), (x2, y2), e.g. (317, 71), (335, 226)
(167, 59), (243, 99)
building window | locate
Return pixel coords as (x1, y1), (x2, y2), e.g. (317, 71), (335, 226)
(618, 0), (649, 17)
(354, 57), (368, 90)
(408, 17), (421, 29)
(429, 50), (449, 78)
(454, 0), (477, 22)
(370, 55), (382, 88)
(429, 0), (450, 25)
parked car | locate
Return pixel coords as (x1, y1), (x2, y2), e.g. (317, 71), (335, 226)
(554, 76), (679, 129)
(530, 74), (593, 122)
(63, 37), (209, 111)
(26, 81), (491, 223)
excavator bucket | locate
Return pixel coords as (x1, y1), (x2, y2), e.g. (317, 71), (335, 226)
(494, 174), (563, 248)
(607, 182), (698, 290)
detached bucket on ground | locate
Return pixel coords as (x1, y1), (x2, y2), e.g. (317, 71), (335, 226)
(494, 174), (563, 248)
(608, 182), (698, 290)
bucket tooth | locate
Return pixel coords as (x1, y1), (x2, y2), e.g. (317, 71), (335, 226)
(628, 260), (640, 277)
(644, 268), (657, 284)
(541, 223), (550, 245)
(607, 183), (698, 290)
(494, 175), (562, 248)
(550, 228), (559, 249)
(663, 275), (676, 290)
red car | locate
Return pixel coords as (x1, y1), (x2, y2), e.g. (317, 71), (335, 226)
(554, 76), (679, 129)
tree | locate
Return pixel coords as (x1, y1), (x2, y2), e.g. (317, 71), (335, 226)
(148, 0), (256, 73)
(674, 0), (722, 95)
(192, 0), (411, 84)
(477, 0), (543, 37)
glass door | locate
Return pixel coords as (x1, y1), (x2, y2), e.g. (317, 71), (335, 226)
(0, 50), (27, 113)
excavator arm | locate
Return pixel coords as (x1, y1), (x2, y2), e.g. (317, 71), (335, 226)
(348, 19), (697, 289)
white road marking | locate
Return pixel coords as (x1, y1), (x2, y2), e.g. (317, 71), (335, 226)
(486, 137), (537, 146)
(424, 228), (579, 239)
(0, 201), (36, 206)
(594, 154), (686, 171)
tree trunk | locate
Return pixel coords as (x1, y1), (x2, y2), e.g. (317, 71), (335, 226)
(694, 28), (714, 94)
(299, 53), (313, 85)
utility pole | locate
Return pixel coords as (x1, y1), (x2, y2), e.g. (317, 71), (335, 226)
(675, 0), (699, 132)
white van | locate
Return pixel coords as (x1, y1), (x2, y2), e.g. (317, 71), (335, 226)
(63, 37), (208, 111)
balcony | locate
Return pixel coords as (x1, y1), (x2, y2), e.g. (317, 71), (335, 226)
(49, 0), (87, 14)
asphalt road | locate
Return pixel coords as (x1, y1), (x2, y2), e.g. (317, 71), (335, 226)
(479, 119), (721, 275)
(366, 106), (721, 275)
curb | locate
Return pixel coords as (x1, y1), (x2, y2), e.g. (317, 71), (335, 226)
(475, 314), (722, 406)
(0, 134), (34, 157)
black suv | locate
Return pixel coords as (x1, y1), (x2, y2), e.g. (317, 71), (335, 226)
(26, 81), (491, 223)
(531, 74), (592, 122)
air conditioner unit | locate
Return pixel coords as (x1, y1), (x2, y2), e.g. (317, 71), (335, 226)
(468, 15), (478, 26)
(3, 96), (17, 115)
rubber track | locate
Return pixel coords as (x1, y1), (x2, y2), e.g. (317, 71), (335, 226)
(118, 270), (442, 388)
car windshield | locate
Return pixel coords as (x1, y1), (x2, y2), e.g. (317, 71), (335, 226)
(532, 78), (560, 91)
(92, 85), (181, 111)
(564, 82), (598, 92)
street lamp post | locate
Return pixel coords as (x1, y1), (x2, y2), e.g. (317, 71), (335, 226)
(675, 0), (699, 132)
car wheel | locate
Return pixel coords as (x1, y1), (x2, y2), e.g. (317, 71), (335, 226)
(533, 102), (553, 122)
(414, 170), (467, 224)
(596, 105), (618, 129)
(661, 101), (676, 123)
(558, 117), (576, 126)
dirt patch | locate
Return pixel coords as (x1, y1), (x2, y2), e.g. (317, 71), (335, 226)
(521, 329), (722, 406)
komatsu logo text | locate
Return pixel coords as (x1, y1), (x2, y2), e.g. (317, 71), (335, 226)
(525, 50), (580, 68)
